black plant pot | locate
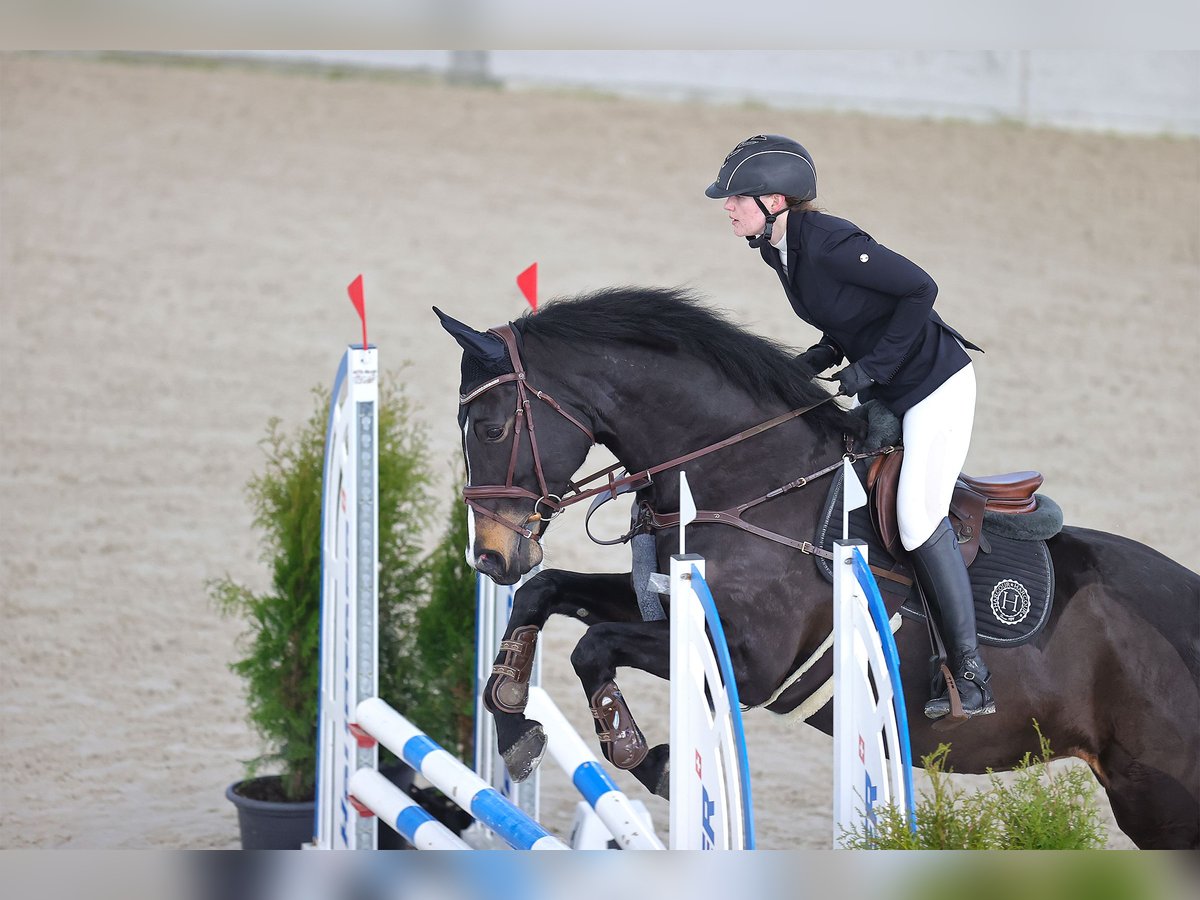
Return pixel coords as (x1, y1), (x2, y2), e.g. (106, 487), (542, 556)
(226, 776), (315, 850)
(226, 767), (421, 849)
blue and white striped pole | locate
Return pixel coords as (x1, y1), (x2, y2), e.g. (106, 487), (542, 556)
(348, 769), (469, 850)
(356, 698), (568, 851)
(525, 687), (665, 850)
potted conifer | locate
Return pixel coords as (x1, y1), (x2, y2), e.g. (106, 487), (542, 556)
(212, 378), (435, 849)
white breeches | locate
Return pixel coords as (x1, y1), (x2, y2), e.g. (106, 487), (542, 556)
(897, 364), (977, 551)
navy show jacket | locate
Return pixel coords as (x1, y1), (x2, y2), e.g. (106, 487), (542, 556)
(762, 210), (981, 417)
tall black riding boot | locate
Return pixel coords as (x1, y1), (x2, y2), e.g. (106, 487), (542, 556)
(909, 517), (996, 720)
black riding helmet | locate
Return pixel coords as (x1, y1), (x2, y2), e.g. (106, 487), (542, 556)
(705, 134), (817, 247)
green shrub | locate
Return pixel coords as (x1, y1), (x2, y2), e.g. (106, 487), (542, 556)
(212, 377), (433, 802)
(984, 724), (1108, 849)
(839, 721), (1106, 850)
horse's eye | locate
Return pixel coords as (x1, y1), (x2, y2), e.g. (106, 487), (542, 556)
(485, 425), (505, 442)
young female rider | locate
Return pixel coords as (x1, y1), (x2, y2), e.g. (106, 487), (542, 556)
(706, 134), (994, 720)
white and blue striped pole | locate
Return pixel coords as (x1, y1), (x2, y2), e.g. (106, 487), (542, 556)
(356, 698), (568, 851)
(525, 687), (665, 850)
(347, 769), (469, 850)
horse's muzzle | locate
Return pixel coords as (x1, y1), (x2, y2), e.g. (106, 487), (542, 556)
(470, 511), (544, 584)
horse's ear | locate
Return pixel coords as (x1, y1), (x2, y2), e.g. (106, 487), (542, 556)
(432, 306), (508, 365)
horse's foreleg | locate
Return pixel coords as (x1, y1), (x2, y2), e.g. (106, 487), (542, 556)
(483, 570), (640, 782)
(570, 620), (672, 799)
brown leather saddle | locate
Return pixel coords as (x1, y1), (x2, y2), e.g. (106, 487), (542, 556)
(866, 450), (1044, 567)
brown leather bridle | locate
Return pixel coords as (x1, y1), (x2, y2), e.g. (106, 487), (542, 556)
(459, 325), (596, 540)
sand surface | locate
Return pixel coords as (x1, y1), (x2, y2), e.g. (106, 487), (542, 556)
(2, 54), (1197, 849)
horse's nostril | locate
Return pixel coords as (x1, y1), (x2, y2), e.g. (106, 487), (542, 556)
(476, 551), (503, 578)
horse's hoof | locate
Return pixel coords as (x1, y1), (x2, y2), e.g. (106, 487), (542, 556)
(501, 721), (546, 782)
(655, 761), (670, 800)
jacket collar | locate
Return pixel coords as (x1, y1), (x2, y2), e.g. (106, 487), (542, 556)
(783, 209), (808, 282)
(760, 209), (806, 282)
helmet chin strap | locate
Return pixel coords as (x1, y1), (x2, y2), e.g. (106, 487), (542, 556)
(746, 196), (781, 249)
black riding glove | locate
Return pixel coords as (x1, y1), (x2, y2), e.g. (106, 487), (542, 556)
(833, 362), (875, 397)
(793, 344), (839, 375)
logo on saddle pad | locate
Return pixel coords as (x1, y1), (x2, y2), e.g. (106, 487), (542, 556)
(989, 579), (1032, 625)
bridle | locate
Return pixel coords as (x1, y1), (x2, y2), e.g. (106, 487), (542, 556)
(459, 325), (595, 540)
(460, 324), (841, 544)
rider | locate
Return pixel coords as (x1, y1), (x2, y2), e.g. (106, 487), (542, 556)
(705, 134), (995, 721)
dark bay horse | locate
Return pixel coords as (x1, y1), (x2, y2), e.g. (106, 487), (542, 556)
(436, 287), (1199, 849)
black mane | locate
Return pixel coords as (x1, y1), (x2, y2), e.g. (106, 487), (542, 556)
(517, 286), (864, 436)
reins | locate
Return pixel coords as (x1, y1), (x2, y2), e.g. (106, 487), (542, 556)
(459, 324), (911, 587)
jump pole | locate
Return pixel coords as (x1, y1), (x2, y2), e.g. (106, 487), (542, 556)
(346, 769), (469, 850)
(356, 697), (568, 851)
(525, 687), (665, 850)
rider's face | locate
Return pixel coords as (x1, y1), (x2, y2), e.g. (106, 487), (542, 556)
(722, 194), (784, 239)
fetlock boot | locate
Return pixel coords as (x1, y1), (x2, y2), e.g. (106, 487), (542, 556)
(909, 517), (996, 720)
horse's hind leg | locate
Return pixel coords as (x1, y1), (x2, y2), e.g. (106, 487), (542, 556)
(570, 620), (672, 799)
(483, 570), (641, 782)
(1098, 742), (1200, 849)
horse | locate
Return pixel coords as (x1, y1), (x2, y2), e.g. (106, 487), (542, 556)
(435, 287), (1200, 849)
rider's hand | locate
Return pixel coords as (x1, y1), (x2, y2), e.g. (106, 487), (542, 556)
(793, 344), (839, 376)
(833, 362), (874, 397)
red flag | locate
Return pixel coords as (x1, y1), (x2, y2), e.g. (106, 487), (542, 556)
(517, 262), (538, 311)
(347, 274), (368, 349)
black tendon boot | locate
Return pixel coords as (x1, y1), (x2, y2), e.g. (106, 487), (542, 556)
(909, 517), (996, 720)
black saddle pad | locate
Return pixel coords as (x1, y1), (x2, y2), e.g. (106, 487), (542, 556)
(814, 460), (1055, 648)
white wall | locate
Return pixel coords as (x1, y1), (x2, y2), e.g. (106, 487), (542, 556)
(217, 51), (1200, 136)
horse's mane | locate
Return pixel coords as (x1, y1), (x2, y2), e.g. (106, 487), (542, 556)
(517, 286), (865, 436)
